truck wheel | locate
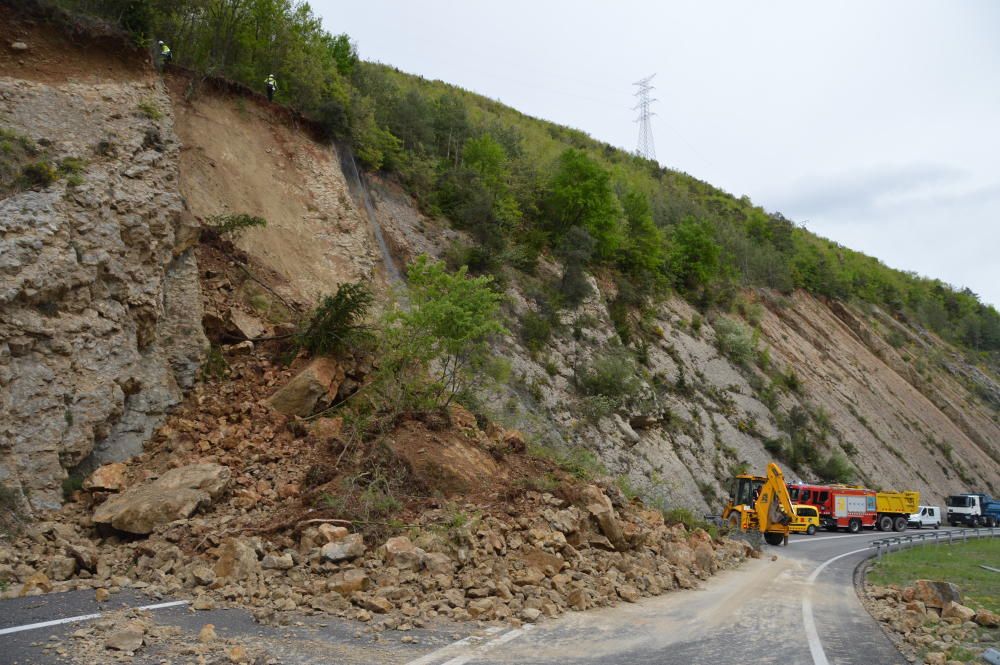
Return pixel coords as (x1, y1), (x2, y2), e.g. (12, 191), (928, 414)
(764, 532), (785, 546)
(893, 516), (908, 532)
(806, 525), (816, 536)
(848, 518), (861, 534)
(934, 522), (940, 529)
(973, 516), (982, 528)
(878, 515), (893, 531)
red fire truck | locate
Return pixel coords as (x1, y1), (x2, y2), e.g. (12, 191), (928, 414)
(787, 483), (918, 533)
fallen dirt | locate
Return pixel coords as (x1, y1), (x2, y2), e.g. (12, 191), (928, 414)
(169, 75), (383, 306)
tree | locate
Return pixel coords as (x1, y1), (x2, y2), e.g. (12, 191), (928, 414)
(545, 149), (623, 261)
(383, 257), (507, 407)
(665, 218), (720, 293)
(618, 188), (665, 285)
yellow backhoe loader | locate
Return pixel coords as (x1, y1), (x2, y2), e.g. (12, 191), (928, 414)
(722, 462), (795, 546)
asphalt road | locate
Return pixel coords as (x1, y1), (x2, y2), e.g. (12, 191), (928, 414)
(2, 527), (954, 665)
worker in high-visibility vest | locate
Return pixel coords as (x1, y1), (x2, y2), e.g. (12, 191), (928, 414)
(265, 74), (277, 102)
(157, 41), (172, 67)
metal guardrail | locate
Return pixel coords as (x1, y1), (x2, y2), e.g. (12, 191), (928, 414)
(871, 526), (1000, 559)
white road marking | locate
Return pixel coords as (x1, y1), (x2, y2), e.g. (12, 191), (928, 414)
(439, 625), (533, 665)
(0, 599), (189, 637)
(403, 627), (505, 665)
(802, 546), (871, 665)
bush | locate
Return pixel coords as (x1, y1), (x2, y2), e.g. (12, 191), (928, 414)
(816, 453), (855, 483)
(19, 161), (58, 188)
(296, 282), (374, 358)
(207, 213), (267, 237)
(520, 310), (553, 353)
(577, 348), (642, 404)
(713, 316), (756, 366)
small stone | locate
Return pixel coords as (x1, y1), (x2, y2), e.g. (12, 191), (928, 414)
(198, 624), (217, 643)
(191, 566), (217, 586)
(228, 645), (251, 663)
(321, 534), (365, 562)
(95, 588), (110, 603)
(105, 622), (145, 651)
(10, 42), (28, 51)
(520, 607), (542, 623)
(192, 596), (215, 611)
(261, 553), (294, 570)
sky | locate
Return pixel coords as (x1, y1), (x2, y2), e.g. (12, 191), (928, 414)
(314, 1), (1000, 308)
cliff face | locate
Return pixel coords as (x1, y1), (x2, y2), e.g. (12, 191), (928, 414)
(0, 35), (206, 509)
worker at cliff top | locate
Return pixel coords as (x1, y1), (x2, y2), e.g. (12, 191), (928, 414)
(158, 41), (172, 67)
(265, 74), (277, 102)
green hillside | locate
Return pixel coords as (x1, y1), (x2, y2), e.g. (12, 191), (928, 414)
(53, 0), (1000, 363)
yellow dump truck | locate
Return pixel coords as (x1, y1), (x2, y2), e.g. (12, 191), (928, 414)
(875, 491), (920, 531)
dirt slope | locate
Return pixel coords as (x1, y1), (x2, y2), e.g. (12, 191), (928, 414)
(169, 79), (383, 305)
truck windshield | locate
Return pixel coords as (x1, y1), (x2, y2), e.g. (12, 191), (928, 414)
(946, 496), (972, 507)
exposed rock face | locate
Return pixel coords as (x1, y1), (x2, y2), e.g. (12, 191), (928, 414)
(93, 463), (230, 535)
(0, 76), (206, 509)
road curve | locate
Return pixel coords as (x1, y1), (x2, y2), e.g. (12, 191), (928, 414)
(3, 528), (950, 664)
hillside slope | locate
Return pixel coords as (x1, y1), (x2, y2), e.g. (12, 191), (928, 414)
(1, 5), (998, 516)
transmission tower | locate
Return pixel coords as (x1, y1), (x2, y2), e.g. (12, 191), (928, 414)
(633, 74), (657, 161)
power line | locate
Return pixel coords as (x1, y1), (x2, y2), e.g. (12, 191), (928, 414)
(633, 73), (657, 161)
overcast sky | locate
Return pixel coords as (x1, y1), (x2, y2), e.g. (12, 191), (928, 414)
(314, 1), (1000, 308)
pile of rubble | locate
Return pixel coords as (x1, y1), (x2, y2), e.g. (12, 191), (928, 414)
(2, 462), (751, 630)
(863, 580), (999, 664)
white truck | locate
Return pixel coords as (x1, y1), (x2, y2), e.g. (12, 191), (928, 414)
(907, 505), (941, 529)
(946, 493), (1000, 527)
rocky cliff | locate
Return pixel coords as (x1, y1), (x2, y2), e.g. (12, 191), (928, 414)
(0, 21), (206, 509)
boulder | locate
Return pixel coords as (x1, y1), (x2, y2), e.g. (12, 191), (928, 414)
(940, 601), (976, 622)
(10, 41), (29, 51)
(93, 464), (231, 535)
(46, 555), (77, 581)
(267, 358), (344, 417)
(329, 569), (370, 595)
(317, 524), (349, 543)
(580, 485), (626, 550)
(383, 536), (426, 571)
(261, 553), (294, 570)
(692, 542), (717, 575)
(321, 534), (365, 562)
(228, 308), (268, 340)
(19, 571), (52, 596)
(106, 621), (147, 651)
(974, 609), (999, 627)
(83, 463), (128, 492)
(467, 597), (497, 619)
(65, 542), (98, 572)
(214, 538), (261, 581)
(910, 580), (962, 609)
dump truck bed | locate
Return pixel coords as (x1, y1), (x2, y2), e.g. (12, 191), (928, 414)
(876, 491), (920, 515)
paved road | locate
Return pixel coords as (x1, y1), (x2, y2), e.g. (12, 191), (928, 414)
(3, 528), (953, 664)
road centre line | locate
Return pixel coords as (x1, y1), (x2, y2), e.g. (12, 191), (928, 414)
(440, 625), (533, 665)
(0, 600), (189, 637)
(802, 546), (871, 665)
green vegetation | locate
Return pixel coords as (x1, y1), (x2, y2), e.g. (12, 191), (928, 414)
(137, 98), (162, 120)
(528, 442), (607, 481)
(207, 212), (267, 237)
(59, 0), (1000, 366)
(377, 256), (506, 409)
(868, 539), (1000, 614)
(713, 316), (757, 367)
(295, 281), (374, 358)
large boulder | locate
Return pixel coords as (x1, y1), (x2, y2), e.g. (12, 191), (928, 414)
(267, 358), (344, 417)
(909, 580), (962, 609)
(580, 485), (627, 550)
(93, 463), (231, 535)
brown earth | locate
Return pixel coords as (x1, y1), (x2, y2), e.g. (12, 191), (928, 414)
(0, 3), (147, 83)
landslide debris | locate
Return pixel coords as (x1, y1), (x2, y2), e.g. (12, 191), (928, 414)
(863, 581), (999, 664)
